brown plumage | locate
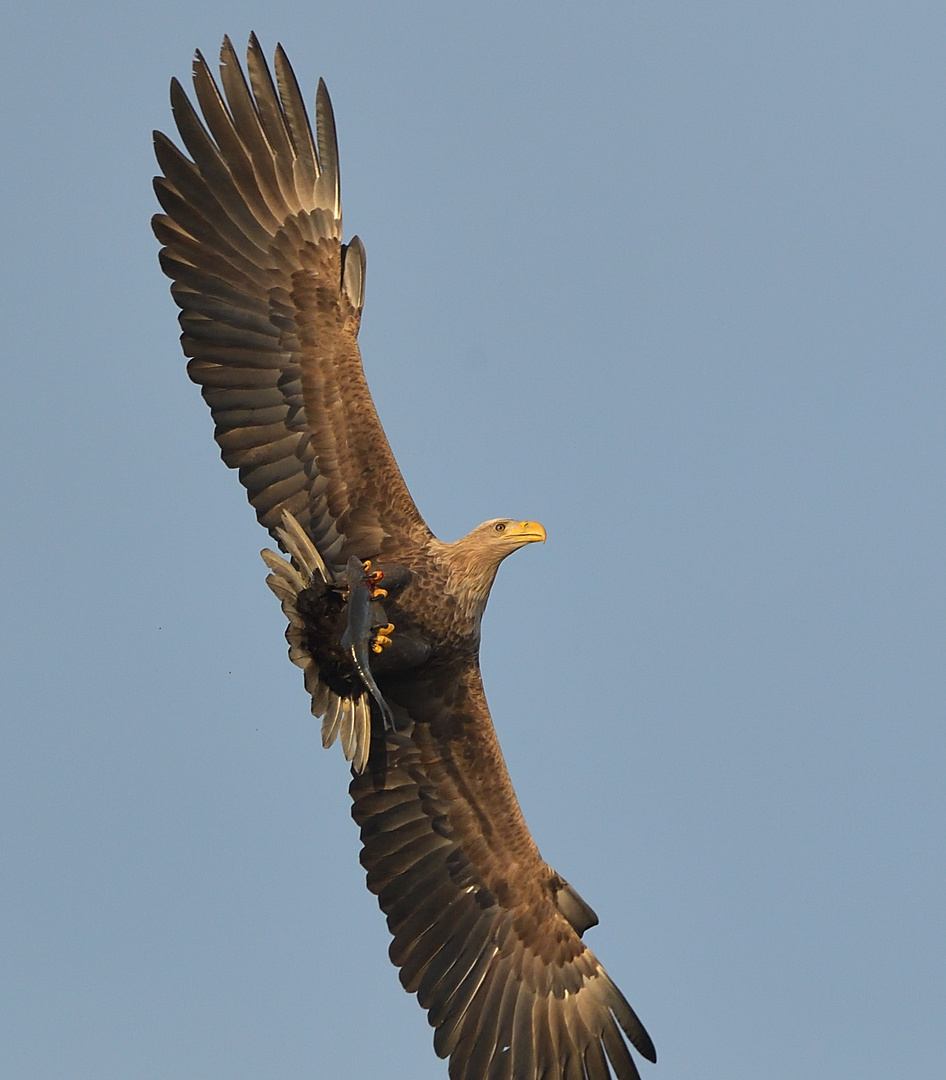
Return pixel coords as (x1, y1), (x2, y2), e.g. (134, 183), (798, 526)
(153, 35), (656, 1080)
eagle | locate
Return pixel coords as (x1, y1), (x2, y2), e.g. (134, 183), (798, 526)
(153, 35), (656, 1080)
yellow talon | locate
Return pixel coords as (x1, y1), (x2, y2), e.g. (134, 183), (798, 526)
(361, 560), (387, 598)
(371, 623), (395, 653)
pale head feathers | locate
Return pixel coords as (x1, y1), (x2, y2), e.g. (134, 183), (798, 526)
(442, 519), (546, 624)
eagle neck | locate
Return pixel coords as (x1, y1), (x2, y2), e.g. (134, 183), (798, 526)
(439, 538), (505, 631)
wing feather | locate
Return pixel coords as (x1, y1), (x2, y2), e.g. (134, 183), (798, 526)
(416, 898), (487, 1008)
(351, 663), (656, 1079)
(600, 1015), (644, 1080)
(167, 81), (274, 247)
(244, 33), (301, 211)
(508, 979), (537, 1079)
(154, 38), (431, 561)
(454, 950), (515, 1077)
(397, 889), (477, 987)
(190, 49), (283, 232)
(366, 815), (435, 865)
(273, 43), (319, 197)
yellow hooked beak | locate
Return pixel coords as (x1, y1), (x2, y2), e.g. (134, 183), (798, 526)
(509, 520), (547, 544)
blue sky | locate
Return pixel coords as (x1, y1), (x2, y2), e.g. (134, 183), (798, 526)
(2, 2), (944, 1077)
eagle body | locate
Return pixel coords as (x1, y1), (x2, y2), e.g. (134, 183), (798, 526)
(154, 34), (656, 1080)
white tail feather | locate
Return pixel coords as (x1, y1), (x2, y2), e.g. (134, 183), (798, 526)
(322, 694), (343, 749)
(339, 699), (356, 760)
(275, 509), (331, 582)
(352, 697), (370, 774)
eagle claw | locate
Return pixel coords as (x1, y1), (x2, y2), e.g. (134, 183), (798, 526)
(371, 623), (395, 653)
(362, 561), (389, 599)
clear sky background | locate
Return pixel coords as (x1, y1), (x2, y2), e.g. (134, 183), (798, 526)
(2, 2), (944, 1078)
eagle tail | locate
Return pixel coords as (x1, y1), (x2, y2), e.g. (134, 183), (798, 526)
(262, 512), (372, 773)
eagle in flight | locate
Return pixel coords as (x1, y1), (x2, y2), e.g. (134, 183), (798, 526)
(153, 34), (656, 1080)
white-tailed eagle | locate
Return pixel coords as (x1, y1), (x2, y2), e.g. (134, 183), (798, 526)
(153, 35), (656, 1080)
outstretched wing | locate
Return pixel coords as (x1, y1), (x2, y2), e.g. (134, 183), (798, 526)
(153, 35), (431, 564)
(352, 663), (657, 1080)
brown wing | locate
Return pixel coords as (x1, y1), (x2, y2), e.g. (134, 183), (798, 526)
(351, 662), (656, 1080)
(152, 35), (431, 564)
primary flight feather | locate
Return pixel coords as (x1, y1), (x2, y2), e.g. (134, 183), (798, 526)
(153, 34), (656, 1080)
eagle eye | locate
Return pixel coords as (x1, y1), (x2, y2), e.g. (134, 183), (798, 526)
(494, 522), (506, 533)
